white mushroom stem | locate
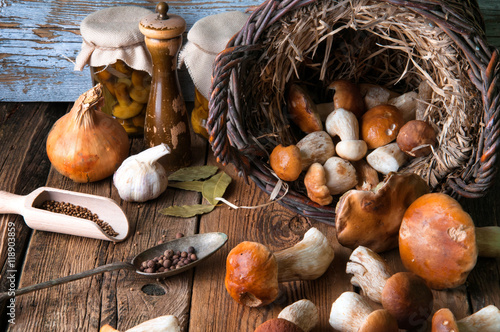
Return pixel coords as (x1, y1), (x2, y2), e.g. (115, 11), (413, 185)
(457, 305), (500, 332)
(325, 108), (359, 141)
(366, 142), (408, 175)
(125, 315), (181, 332)
(278, 299), (319, 332)
(274, 227), (334, 282)
(328, 292), (374, 332)
(297, 131), (335, 170)
(346, 246), (393, 303)
(336, 140), (367, 161)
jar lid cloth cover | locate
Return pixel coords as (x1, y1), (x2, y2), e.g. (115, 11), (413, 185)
(74, 6), (153, 76)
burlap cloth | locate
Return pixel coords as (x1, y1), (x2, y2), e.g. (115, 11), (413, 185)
(74, 6), (153, 76)
(179, 11), (249, 100)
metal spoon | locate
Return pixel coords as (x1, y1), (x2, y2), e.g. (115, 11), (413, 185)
(0, 232), (228, 302)
(0, 187), (129, 242)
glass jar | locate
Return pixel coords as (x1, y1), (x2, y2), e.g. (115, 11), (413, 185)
(74, 6), (154, 136)
(91, 60), (151, 136)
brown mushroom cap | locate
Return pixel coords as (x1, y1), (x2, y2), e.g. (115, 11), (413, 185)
(361, 104), (405, 149)
(270, 144), (302, 182)
(399, 193), (478, 290)
(381, 272), (434, 330)
(225, 241), (279, 307)
(431, 308), (459, 332)
(359, 309), (399, 332)
(254, 318), (304, 332)
(328, 80), (366, 118)
(287, 84), (323, 133)
(396, 120), (437, 157)
(335, 172), (429, 253)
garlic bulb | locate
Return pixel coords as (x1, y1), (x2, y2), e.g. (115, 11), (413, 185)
(113, 144), (171, 202)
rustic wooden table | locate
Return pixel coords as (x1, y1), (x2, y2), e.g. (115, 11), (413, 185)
(1, 1), (499, 331)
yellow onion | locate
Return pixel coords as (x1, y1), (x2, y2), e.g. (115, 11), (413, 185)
(46, 84), (130, 183)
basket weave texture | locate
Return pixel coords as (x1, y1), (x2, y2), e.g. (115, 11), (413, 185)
(208, 0), (500, 225)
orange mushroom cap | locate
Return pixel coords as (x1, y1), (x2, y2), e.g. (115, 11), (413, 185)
(287, 84), (323, 133)
(225, 241), (279, 307)
(254, 318), (304, 332)
(361, 104), (404, 149)
(399, 193), (478, 290)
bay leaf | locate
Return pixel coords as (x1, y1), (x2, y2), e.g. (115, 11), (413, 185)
(168, 181), (204, 192)
(202, 172), (232, 206)
(159, 204), (215, 218)
(168, 165), (219, 182)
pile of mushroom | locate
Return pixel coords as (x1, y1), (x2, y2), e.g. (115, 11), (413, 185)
(224, 227), (334, 307)
(254, 299), (319, 332)
(269, 80), (438, 205)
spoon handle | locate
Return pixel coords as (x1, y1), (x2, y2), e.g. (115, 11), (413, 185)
(0, 261), (135, 302)
(0, 190), (25, 215)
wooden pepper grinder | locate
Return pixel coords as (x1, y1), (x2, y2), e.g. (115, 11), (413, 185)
(139, 2), (191, 171)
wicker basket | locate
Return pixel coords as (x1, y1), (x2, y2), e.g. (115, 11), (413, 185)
(208, 0), (500, 225)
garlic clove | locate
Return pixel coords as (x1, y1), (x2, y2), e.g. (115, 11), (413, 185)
(113, 144), (171, 202)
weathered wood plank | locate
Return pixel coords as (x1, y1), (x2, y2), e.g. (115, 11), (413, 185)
(5, 103), (209, 331)
(0, 102), (67, 330)
(189, 154), (352, 332)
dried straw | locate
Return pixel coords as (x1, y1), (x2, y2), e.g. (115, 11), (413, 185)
(239, 0), (483, 191)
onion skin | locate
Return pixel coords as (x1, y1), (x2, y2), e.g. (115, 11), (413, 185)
(46, 84), (130, 183)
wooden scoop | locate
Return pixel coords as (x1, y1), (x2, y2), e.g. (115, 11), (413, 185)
(0, 187), (129, 242)
(0, 232), (228, 302)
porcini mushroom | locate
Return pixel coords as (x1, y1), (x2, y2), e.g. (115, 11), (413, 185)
(269, 144), (302, 182)
(225, 228), (334, 307)
(352, 160), (380, 191)
(388, 91), (418, 122)
(323, 156), (358, 195)
(100, 315), (181, 332)
(325, 109), (367, 161)
(346, 246), (434, 330)
(432, 305), (500, 332)
(361, 104), (405, 149)
(287, 84), (323, 133)
(396, 119), (437, 158)
(329, 292), (399, 332)
(399, 193), (500, 290)
(318, 80), (365, 118)
(296, 131), (335, 170)
(335, 172), (429, 253)
(254, 299), (319, 332)
(304, 163), (333, 206)
(359, 83), (400, 110)
(366, 142), (408, 175)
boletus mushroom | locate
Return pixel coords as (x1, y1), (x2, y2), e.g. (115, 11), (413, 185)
(432, 305), (500, 332)
(287, 84), (323, 133)
(225, 228), (334, 307)
(254, 299), (319, 332)
(100, 315), (181, 332)
(399, 192), (500, 290)
(329, 291), (399, 332)
(347, 246), (434, 330)
(335, 172), (429, 253)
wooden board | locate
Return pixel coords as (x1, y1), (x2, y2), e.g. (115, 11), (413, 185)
(0, 0), (262, 102)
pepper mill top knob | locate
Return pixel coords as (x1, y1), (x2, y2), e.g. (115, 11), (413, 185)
(139, 2), (186, 40)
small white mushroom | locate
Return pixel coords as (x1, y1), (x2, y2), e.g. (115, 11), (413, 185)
(329, 292), (398, 332)
(277, 299), (319, 332)
(325, 108), (359, 140)
(359, 83), (399, 110)
(274, 227), (335, 282)
(297, 131), (335, 170)
(366, 142), (408, 174)
(323, 156), (358, 195)
(335, 140), (367, 161)
(388, 91), (418, 123)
